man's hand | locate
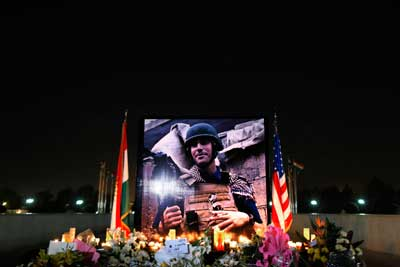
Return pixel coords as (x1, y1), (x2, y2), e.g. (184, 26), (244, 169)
(208, 210), (250, 232)
(161, 205), (183, 231)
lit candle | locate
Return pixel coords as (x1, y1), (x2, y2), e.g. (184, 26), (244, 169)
(213, 227), (225, 251)
(295, 242), (302, 250)
(238, 235), (250, 245)
(69, 227), (76, 241)
(229, 240), (238, 249)
(168, 229), (176, 240)
(101, 242), (112, 250)
(62, 233), (69, 242)
(310, 234), (316, 241)
(303, 228), (310, 241)
(106, 228), (113, 241)
(288, 241), (296, 249)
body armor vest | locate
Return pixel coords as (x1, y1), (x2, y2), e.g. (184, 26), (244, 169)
(183, 183), (237, 232)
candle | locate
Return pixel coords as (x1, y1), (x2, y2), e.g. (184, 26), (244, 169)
(106, 228), (113, 241)
(238, 235), (250, 245)
(168, 229), (176, 240)
(229, 240), (238, 249)
(310, 234), (316, 241)
(288, 241), (296, 249)
(101, 242), (112, 251)
(69, 227), (76, 240)
(303, 228), (310, 241)
(62, 233), (70, 242)
(213, 227), (225, 251)
(295, 242), (302, 250)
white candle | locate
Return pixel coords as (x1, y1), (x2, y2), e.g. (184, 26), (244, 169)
(303, 228), (310, 240)
(168, 229), (176, 240)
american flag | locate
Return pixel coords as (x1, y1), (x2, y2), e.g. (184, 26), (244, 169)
(271, 118), (292, 232)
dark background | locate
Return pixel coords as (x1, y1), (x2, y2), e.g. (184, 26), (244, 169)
(0, 5), (397, 205)
(1, 72), (398, 197)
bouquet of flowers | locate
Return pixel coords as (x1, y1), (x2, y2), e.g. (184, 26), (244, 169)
(256, 225), (296, 267)
(101, 229), (157, 267)
(18, 240), (100, 267)
(298, 217), (364, 267)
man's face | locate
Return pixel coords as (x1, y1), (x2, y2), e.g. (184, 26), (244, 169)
(189, 137), (213, 168)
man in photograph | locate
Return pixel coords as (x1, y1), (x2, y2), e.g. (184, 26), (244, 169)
(154, 122), (263, 236)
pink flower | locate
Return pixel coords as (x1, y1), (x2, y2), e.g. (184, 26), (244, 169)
(258, 225), (292, 267)
(74, 239), (100, 263)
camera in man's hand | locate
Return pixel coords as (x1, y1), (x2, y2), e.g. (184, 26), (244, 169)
(208, 193), (223, 211)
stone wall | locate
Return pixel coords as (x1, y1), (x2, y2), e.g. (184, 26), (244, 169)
(222, 143), (268, 227)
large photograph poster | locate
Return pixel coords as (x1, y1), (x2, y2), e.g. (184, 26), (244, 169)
(135, 118), (268, 240)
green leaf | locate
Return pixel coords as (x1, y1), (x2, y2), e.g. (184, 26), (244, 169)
(352, 240), (364, 248)
(310, 216), (318, 232)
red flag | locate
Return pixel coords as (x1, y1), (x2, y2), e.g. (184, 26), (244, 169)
(271, 118), (292, 232)
(110, 112), (131, 235)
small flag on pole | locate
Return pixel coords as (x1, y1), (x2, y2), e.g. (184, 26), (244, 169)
(271, 114), (293, 232)
(110, 111), (131, 235)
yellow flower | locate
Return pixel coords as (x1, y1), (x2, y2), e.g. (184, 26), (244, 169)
(307, 248), (314, 254)
(321, 256), (328, 263)
(321, 247), (329, 253)
(313, 253), (321, 261)
(314, 248), (320, 254)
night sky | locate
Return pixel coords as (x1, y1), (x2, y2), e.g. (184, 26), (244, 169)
(1, 7), (397, 198)
(1, 71), (398, 197)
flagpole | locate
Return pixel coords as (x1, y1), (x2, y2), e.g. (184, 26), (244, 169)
(268, 111), (279, 225)
(110, 110), (131, 235)
(271, 110), (293, 232)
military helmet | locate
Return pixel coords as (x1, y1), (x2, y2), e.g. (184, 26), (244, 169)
(184, 123), (223, 151)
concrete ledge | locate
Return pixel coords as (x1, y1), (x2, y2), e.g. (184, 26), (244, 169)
(289, 214), (400, 256)
(0, 213), (110, 253)
(2, 213), (399, 266)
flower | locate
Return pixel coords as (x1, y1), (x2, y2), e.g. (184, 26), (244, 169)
(256, 225), (294, 267)
(298, 217), (364, 267)
(20, 228), (288, 267)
